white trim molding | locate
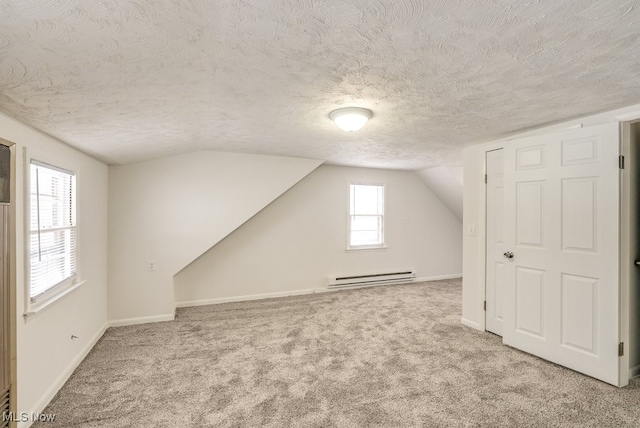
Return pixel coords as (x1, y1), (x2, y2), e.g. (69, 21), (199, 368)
(108, 313), (175, 327)
(614, 110), (640, 122)
(176, 288), (319, 308)
(23, 280), (86, 320)
(176, 274), (463, 309)
(414, 274), (462, 282)
(325, 273), (461, 292)
(461, 317), (482, 330)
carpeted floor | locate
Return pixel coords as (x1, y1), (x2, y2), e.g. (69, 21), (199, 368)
(35, 279), (640, 427)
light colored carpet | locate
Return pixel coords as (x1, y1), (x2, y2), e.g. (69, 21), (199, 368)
(35, 279), (640, 427)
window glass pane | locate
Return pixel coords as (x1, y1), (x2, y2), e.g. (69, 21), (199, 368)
(349, 183), (384, 247)
(351, 215), (379, 232)
(30, 162), (76, 300)
(30, 229), (76, 297)
(351, 184), (383, 215)
(350, 230), (380, 246)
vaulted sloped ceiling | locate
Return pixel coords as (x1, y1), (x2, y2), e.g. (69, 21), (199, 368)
(1, 1), (640, 169)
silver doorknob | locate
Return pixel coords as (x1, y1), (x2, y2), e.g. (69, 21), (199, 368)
(503, 251), (514, 259)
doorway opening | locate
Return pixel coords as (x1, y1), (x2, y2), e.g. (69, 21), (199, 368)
(621, 120), (640, 381)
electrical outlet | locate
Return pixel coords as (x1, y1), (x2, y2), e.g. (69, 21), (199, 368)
(401, 217), (407, 224)
(147, 260), (156, 271)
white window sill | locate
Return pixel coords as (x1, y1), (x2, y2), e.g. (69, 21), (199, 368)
(346, 245), (388, 252)
(23, 280), (86, 321)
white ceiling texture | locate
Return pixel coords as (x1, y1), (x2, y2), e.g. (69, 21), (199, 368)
(1, 1), (640, 169)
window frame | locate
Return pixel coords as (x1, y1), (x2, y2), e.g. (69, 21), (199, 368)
(347, 181), (387, 251)
(24, 152), (82, 316)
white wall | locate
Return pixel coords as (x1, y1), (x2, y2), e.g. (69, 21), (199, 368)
(462, 102), (640, 331)
(108, 151), (322, 323)
(461, 145), (485, 330)
(0, 111), (108, 427)
(416, 166), (463, 221)
(175, 165), (462, 304)
(448, 166), (463, 185)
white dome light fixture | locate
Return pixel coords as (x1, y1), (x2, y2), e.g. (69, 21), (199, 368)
(329, 107), (373, 132)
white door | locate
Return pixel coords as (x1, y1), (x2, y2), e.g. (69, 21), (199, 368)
(486, 149), (505, 335)
(502, 123), (621, 386)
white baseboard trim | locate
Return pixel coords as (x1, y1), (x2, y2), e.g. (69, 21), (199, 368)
(320, 279), (413, 292)
(23, 322), (108, 428)
(318, 273), (464, 293)
(630, 364), (640, 379)
(461, 317), (482, 331)
(414, 273), (462, 282)
(177, 274), (464, 309)
(108, 313), (175, 327)
(176, 288), (319, 308)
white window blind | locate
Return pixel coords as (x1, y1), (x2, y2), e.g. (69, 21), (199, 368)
(349, 184), (384, 248)
(29, 161), (76, 301)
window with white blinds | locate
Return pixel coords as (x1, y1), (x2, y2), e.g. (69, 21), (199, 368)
(29, 161), (77, 301)
(349, 183), (385, 248)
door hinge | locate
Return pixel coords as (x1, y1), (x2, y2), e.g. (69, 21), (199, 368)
(484, 174), (488, 184)
(619, 155), (625, 169)
(619, 342), (624, 357)
(483, 301), (487, 311)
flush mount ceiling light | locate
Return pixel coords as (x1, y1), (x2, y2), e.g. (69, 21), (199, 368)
(329, 107), (373, 132)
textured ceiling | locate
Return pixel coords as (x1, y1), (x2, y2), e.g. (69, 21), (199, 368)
(1, 1), (640, 169)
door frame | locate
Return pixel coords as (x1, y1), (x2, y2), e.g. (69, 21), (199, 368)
(0, 137), (16, 427)
(476, 140), (500, 332)
(476, 142), (504, 332)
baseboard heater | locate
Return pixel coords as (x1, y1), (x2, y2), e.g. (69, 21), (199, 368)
(328, 271), (416, 287)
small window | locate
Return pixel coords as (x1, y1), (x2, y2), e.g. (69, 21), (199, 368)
(29, 161), (77, 302)
(349, 183), (385, 249)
